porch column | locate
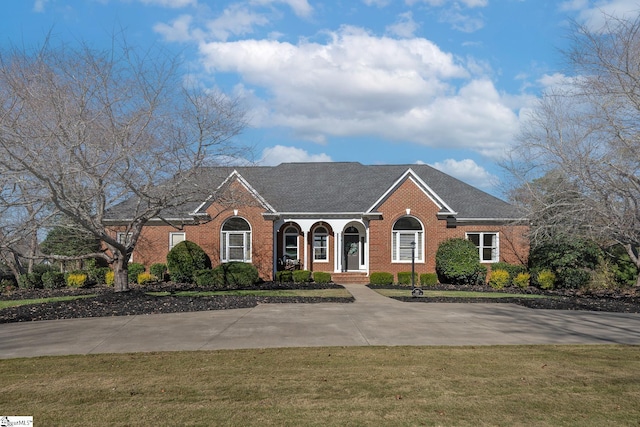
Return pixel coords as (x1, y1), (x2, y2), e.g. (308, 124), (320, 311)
(303, 229), (309, 270)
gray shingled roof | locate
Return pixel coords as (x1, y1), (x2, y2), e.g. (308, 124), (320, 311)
(105, 162), (522, 221)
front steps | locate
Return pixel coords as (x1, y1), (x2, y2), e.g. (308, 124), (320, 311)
(332, 272), (369, 285)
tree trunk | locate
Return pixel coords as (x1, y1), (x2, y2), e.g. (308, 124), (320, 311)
(112, 256), (130, 292)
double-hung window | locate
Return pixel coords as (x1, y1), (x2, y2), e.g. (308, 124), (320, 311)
(313, 226), (328, 261)
(169, 232), (186, 250)
(391, 217), (423, 262)
(221, 217), (252, 262)
(466, 232), (499, 262)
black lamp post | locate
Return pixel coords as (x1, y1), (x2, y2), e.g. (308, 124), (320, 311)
(410, 241), (423, 297)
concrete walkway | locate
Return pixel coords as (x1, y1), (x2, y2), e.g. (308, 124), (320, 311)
(2, 284), (640, 359)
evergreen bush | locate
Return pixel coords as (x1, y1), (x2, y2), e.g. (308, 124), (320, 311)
(17, 273), (42, 289)
(435, 238), (487, 285)
(127, 263), (146, 283)
(397, 272), (417, 286)
(105, 270), (115, 287)
(166, 241), (211, 283)
(513, 272), (531, 288)
(313, 271), (331, 284)
(488, 269), (510, 289)
(369, 272), (394, 285)
(41, 271), (65, 289)
(210, 262), (259, 289)
(137, 272), (155, 285)
(536, 269), (556, 290)
(194, 269), (217, 287)
(420, 273), (438, 287)
(276, 270), (293, 283)
(293, 270), (312, 284)
(66, 271), (88, 288)
(529, 238), (600, 289)
(150, 263), (167, 281)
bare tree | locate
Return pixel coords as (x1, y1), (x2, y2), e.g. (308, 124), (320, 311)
(507, 13), (640, 285)
(0, 36), (248, 291)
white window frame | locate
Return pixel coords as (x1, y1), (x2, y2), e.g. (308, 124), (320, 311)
(169, 232), (186, 250)
(466, 232), (499, 263)
(391, 217), (424, 263)
(117, 232), (133, 262)
(283, 226), (299, 260)
(221, 218), (252, 263)
(313, 226), (329, 262)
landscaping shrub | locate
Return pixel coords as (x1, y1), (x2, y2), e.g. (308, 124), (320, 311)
(194, 269), (217, 287)
(313, 271), (331, 284)
(210, 262), (259, 289)
(536, 269), (556, 290)
(397, 272), (417, 286)
(529, 238), (600, 289)
(1, 278), (16, 293)
(513, 272), (531, 288)
(420, 273), (438, 287)
(66, 272), (88, 288)
(137, 272), (155, 285)
(605, 245), (639, 287)
(488, 269), (510, 289)
(127, 263), (146, 283)
(369, 272), (394, 285)
(150, 263), (167, 281)
(105, 270), (115, 287)
(293, 270), (312, 284)
(88, 267), (110, 285)
(435, 238), (487, 286)
(491, 262), (527, 285)
(276, 270), (293, 283)
(166, 241), (212, 283)
(41, 271), (66, 289)
(17, 273), (42, 289)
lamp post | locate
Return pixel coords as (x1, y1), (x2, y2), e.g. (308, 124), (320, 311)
(410, 241), (423, 297)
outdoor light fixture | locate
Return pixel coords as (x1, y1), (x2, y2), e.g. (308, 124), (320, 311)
(410, 241), (423, 297)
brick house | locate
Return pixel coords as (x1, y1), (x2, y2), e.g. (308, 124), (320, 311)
(106, 162), (528, 283)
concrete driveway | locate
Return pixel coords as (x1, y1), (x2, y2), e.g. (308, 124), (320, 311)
(2, 284), (640, 359)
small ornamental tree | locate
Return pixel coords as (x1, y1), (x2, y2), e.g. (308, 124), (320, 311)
(435, 238), (486, 285)
(166, 241), (211, 283)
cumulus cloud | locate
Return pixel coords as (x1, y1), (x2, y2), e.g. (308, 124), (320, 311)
(154, 14), (194, 42)
(386, 12), (419, 38)
(259, 145), (333, 165)
(205, 4), (270, 41)
(430, 158), (498, 189)
(250, 0), (313, 18)
(139, 0), (197, 8)
(198, 26), (519, 158)
(566, 0), (640, 29)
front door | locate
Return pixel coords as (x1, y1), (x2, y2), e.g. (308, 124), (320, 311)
(344, 234), (360, 271)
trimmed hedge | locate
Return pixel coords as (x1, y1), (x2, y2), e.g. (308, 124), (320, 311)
(313, 271), (331, 284)
(488, 269), (510, 289)
(369, 272), (394, 286)
(435, 238), (487, 286)
(276, 270), (293, 283)
(167, 241), (212, 283)
(397, 272), (418, 286)
(210, 262), (260, 289)
(293, 270), (312, 284)
(150, 263), (167, 281)
(420, 273), (438, 287)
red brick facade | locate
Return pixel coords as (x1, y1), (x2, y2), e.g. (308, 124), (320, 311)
(119, 173), (529, 282)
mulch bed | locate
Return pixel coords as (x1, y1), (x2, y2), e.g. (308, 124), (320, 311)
(2, 282), (640, 324)
(371, 284), (640, 314)
(0, 282), (352, 324)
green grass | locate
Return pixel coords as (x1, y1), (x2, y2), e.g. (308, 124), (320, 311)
(375, 288), (551, 299)
(146, 289), (352, 298)
(0, 294), (97, 309)
(1, 345), (639, 426)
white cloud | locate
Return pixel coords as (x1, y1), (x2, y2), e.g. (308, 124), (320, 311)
(154, 14), (194, 42)
(250, 0), (313, 18)
(429, 158), (498, 189)
(568, 0), (640, 29)
(259, 145), (333, 165)
(386, 12), (419, 38)
(33, 0), (49, 12)
(205, 4), (270, 41)
(138, 0), (197, 8)
(198, 27), (520, 158)
(406, 0), (488, 8)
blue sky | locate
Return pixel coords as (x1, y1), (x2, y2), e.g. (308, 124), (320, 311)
(2, 0), (639, 197)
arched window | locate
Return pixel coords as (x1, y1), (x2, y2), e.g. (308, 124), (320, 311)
(392, 216), (423, 262)
(313, 226), (328, 261)
(283, 226), (299, 260)
(221, 217), (251, 262)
